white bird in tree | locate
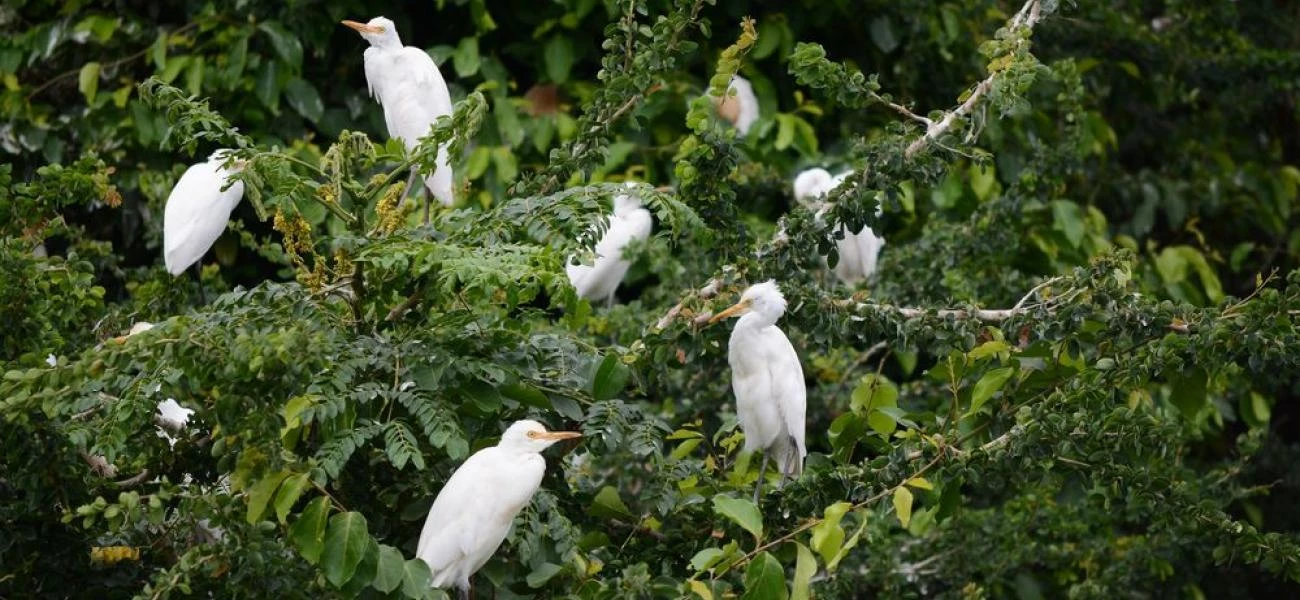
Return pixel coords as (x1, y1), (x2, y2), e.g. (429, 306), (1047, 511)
(793, 167), (885, 286)
(417, 420), (581, 599)
(710, 281), (806, 502)
(713, 75), (759, 136)
(162, 150), (245, 276)
(343, 16), (454, 219)
(565, 184), (654, 306)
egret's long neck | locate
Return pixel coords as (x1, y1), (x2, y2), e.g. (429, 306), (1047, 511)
(735, 310), (777, 332)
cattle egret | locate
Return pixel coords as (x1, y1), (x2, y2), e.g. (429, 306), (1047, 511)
(713, 75), (759, 136)
(793, 167), (885, 286)
(565, 184), (654, 305)
(162, 150), (245, 276)
(417, 420), (581, 599)
(710, 281), (807, 501)
(343, 16), (454, 218)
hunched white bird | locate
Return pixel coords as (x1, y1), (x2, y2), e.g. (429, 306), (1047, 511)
(713, 75), (759, 136)
(162, 150), (245, 276)
(565, 184), (654, 306)
(710, 281), (807, 502)
(343, 17), (454, 213)
(793, 167), (885, 286)
(417, 420), (581, 599)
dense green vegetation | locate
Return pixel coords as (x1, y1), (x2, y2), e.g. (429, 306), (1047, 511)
(3, 0), (1299, 597)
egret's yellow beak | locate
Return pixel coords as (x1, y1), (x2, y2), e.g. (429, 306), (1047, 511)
(708, 299), (751, 324)
(539, 430), (583, 441)
(341, 20), (384, 34)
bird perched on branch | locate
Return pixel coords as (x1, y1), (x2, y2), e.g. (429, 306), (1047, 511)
(565, 184), (654, 306)
(710, 281), (806, 502)
(417, 420), (581, 599)
(793, 167), (885, 286)
(343, 16), (454, 220)
(713, 75), (760, 136)
(162, 150), (245, 277)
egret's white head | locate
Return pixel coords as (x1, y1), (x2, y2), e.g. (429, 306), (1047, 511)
(793, 168), (835, 203)
(498, 419), (582, 453)
(612, 190), (644, 217)
(714, 75), (759, 136)
(709, 280), (788, 326)
(342, 17), (401, 48)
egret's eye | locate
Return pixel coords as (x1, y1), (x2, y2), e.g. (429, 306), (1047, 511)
(526, 430), (542, 439)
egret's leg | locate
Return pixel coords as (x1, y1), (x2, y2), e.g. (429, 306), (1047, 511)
(423, 192), (431, 226)
(605, 293), (615, 309)
(459, 582), (470, 600)
(753, 452), (769, 504)
(192, 263), (207, 305)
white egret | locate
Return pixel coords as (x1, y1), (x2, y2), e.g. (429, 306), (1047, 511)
(162, 150), (245, 276)
(709, 281), (806, 502)
(155, 398), (194, 448)
(417, 420), (581, 599)
(343, 17), (454, 218)
(793, 167), (885, 286)
(565, 184), (654, 305)
(713, 75), (759, 136)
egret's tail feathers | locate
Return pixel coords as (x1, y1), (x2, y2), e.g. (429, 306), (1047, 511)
(423, 174), (454, 207)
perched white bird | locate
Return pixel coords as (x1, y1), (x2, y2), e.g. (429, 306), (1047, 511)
(155, 398), (194, 448)
(343, 17), (454, 213)
(162, 150), (245, 276)
(710, 281), (807, 502)
(713, 75), (759, 136)
(417, 420), (581, 599)
(565, 184), (654, 306)
(793, 167), (885, 286)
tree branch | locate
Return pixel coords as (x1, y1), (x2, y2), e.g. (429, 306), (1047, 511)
(653, 278), (720, 330)
(844, 277), (1076, 322)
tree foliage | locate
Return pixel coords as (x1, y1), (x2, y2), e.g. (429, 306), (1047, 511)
(3, 0), (1300, 598)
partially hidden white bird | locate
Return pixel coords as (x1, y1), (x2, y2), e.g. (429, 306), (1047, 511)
(565, 184), (654, 306)
(713, 75), (759, 136)
(417, 420), (581, 599)
(710, 281), (807, 502)
(162, 150), (245, 276)
(793, 167), (885, 286)
(343, 17), (454, 215)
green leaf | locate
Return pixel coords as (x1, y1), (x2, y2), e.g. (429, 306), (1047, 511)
(893, 487), (914, 528)
(245, 469), (290, 524)
(590, 353), (629, 401)
(259, 22), (303, 69)
(690, 548), (725, 572)
(588, 485), (634, 520)
(1052, 200), (1086, 248)
(850, 373), (898, 414)
(967, 339), (1011, 361)
(967, 367), (1015, 417)
(255, 61), (281, 111)
(321, 511), (370, 587)
(453, 37), (480, 78)
(1169, 368), (1208, 419)
(525, 562), (563, 588)
(809, 501), (850, 564)
(741, 552), (788, 600)
(78, 62), (100, 103)
(184, 56), (204, 95)
(869, 16), (899, 53)
(400, 558), (433, 598)
(289, 496), (331, 564)
(284, 77), (324, 123)
(712, 494), (763, 542)
(790, 543), (816, 600)
(371, 545), (406, 594)
(688, 579), (715, 600)
(543, 36), (575, 84)
(273, 472), (311, 523)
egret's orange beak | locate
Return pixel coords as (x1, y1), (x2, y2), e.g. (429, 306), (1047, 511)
(341, 20), (383, 34)
(539, 430), (583, 441)
(708, 299), (751, 324)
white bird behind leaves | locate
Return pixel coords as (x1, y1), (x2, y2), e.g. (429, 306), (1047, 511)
(565, 184), (654, 305)
(344, 16), (454, 206)
(714, 75), (760, 136)
(416, 420), (581, 598)
(710, 281), (807, 501)
(162, 150), (244, 275)
(793, 167), (885, 286)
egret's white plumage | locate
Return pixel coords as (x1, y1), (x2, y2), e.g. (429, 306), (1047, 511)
(162, 150), (244, 275)
(793, 167), (885, 286)
(417, 420), (581, 598)
(344, 17), (454, 207)
(715, 75), (760, 136)
(710, 281), (806, 500)
(565, 184), (654, 305)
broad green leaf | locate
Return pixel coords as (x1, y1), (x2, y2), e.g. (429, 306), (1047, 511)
(453, 37), (480, 78)
(371, 544), (405, 594)
(284, 77), (324, 122)
(906, 477), (934, 491)
(1169, 368), (1208, 419)
(690, 547), (724, 572)
(967, 366), (1015, 416)
(688, 579), (715, 600)
(1052, 200), (1086, 248)
(273, 472), (311, 523)
(78, 62), (99, 103)
(588, 485), (634, 520)
(259, 22), (303, 69)
(967, 339), (1011, 361)
(741, 552), (788, 600)
(712, 494), (763, 542)
(893, 487), (914, 528)
(184, 56), (204, 95)
(827, 513), (869, 571)
(289, 496), (331, 564)
(809, 501), (850, 564)
(501, 383), (550, 409)
(245, 469), (290, 524)
(790, 542), (816, 600)
(400, 558), (433, 598)
(525, 562), (563, 588)
(851, 373), (898, 414)
(321, 511), (370, 587)
(591, 353), (629, 401)
(544, 36), (574, 84)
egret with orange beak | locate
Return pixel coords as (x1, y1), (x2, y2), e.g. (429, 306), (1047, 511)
(710, 281), (807, 502)
(416, 420), (582, 599)
(342, 16), (454, 221)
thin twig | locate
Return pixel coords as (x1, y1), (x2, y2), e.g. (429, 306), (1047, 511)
(653, 278), (721, 330)
(385, 288), (425, 322)
(114, 469), (152, 488)
(27, 22), (201, 100)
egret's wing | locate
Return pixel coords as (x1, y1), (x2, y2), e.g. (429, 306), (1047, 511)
(770, 329), (807, 461)
(163, 163), (243, 275)
(362, 47), (385, 100)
